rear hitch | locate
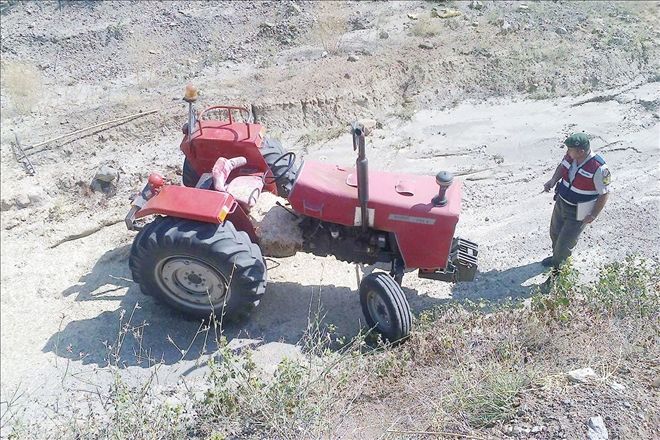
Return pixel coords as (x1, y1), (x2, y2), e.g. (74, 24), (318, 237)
(418, 238), (479, 282)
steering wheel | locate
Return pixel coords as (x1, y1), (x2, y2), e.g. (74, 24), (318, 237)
(263, 152), (296, 185)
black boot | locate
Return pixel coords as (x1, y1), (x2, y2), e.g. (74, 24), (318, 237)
(539, 267), (560, 293)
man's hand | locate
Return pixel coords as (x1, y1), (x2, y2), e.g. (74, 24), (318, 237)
(583, 214), (597, 224)
(543, 179), (556, 192)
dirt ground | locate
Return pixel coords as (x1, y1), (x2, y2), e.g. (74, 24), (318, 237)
(1, 0), (658, 437)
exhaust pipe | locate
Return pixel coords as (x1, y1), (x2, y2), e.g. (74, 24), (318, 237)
(352, 122), (369, 232)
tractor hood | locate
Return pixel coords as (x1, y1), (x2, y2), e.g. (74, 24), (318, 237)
(288, 160), (462, 269)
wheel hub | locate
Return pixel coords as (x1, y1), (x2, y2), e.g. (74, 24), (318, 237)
(156, 256), (228, 306)
(366, 290), (391, 330)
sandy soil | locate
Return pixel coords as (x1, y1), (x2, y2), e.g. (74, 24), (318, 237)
(0, 0), (658, 433)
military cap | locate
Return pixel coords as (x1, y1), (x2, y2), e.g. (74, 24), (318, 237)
(564, 133), (590, 150)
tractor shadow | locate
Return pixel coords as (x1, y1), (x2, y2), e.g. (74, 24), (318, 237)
(44, 247), (546, 369)
(43, 246), (371, 369)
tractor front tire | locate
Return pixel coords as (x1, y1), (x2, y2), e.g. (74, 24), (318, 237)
(359, 272), (412, 342)
(129, 217), (267, 320)
(182, 158), (199, 187)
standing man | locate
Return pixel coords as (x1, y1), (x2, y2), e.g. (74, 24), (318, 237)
(541, 133), (611, 272)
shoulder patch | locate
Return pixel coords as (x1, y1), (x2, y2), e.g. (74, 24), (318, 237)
(602, 167), (611, 185)
(593, 154), (606, 165)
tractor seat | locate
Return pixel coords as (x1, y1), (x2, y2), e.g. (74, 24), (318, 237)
(226, 176), (263, 211)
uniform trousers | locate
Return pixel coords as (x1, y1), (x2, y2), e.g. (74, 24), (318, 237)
(549, 197), (586, 270)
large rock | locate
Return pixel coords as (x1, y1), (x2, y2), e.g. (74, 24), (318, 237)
(250, 192), (303, 257)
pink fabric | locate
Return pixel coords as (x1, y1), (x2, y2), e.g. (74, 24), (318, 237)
(212, 156), (247, 191)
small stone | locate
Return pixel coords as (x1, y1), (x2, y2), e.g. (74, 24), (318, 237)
(347, 54), (359, 62)
(652, 376), (660, 388)
(587, 416), (608, 440)
(344, 73), (350, 79)
(485, 217), (489, 221)
(567, 367), (598, 383)
(94, 165), (119, 183)
(518, 3), (529, 10)
(379, 30), (389, 39)
(531, 426), (545, 433)
(419, 41), (435, 49)
(609, 381), (626, 391)
(0, 198), (12, 212)
(432, 8), (461, 19)
(471, 21), (479, 27)
(501, 21), (512, 32)
(469, 0), (484, 10)
(556, 27), (568, 35)
(321, 51), (328, 58)
(4, 217), (20, 230)
(407, 13), (418, 20)
(623, 401), (631, 408)
(512, 426), (531, 435)
(15, 193), (31, 209)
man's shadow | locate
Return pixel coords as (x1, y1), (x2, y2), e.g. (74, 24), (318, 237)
(44, 246), (546, 369)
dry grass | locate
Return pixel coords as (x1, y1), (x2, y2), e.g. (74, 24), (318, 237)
(411, 17), (444, 38)
(295, 124), (347, 150)
(4, 257), (658, 439)
(309, 3), (348, 55)
(0, 60), (43, 115)
(122, 27), (160, 94)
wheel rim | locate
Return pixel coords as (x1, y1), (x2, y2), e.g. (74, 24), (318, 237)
(366, 290), (392, 332)
(154, 256), (228, 310)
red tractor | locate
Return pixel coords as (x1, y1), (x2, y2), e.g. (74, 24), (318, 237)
(125, 86), (478, 341)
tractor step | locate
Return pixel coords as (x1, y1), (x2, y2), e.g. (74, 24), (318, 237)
(418, 238), (479, 282)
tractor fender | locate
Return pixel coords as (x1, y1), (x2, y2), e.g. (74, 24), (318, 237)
(133, 185), (258, 242)
(135, 185), (234, 224)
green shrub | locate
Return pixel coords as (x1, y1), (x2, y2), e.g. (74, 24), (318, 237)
(587, 255), (659, 318)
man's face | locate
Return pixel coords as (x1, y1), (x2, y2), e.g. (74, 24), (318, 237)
(567, 147), (587, 162)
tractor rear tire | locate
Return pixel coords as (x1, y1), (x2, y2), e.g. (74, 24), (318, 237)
(129, 216), (267, 320)
(182, 158), (199, 187)
(261, 137), (297, 197)
(359, 272), (412, 342)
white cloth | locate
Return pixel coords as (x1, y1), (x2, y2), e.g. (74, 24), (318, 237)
(212, 156), (247, 191)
